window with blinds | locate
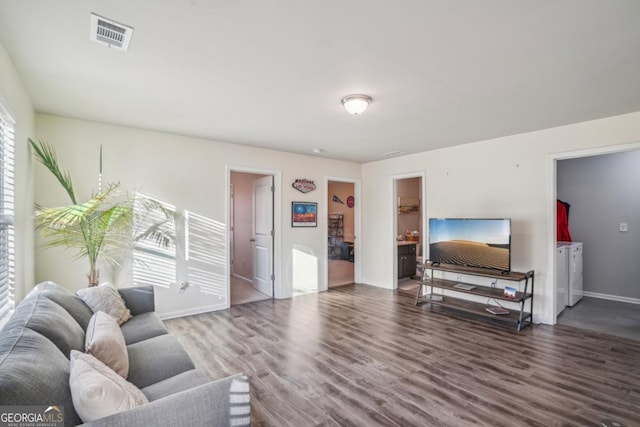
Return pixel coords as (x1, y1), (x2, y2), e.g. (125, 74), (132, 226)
(132, 195), (176, 289)
(0, 104), (15, 323)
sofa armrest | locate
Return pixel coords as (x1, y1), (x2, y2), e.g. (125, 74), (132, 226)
(117, 286), (155, 315)
(81, 374), (250, 427)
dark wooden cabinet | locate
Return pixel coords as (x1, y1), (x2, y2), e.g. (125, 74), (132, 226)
(398, 243), (417, 279)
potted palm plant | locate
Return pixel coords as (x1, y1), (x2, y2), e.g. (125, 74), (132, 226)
(30, 139), (174, 286)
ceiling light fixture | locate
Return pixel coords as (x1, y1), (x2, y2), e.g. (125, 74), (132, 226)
(341, 94), (372, 115)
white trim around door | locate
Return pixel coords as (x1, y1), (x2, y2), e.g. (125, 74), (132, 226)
(226, 165), (283, 306)
(323, 176), (362, 291)
(547, 140), (640, 325)
(391, 171), (427, 290)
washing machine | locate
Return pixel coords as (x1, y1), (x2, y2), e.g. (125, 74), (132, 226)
(559, 242), (583, 306)
(556, 245), (569, 316)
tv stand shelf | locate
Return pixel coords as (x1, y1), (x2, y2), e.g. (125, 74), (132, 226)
(416, 262), (534, 331)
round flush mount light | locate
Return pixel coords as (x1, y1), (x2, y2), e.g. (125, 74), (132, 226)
(341, 94), (372, 115)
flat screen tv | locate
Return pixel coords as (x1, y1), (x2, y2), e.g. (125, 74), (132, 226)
(428, 218), (511, 272)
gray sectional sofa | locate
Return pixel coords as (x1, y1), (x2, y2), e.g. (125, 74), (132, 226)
(0, 282), (250, 426)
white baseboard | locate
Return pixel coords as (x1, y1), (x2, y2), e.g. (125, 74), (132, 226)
(159, 304), (227, 320)
(581, 291), (640, 305)
(361, 280), (392, 289)
(231, 273), (253, 284)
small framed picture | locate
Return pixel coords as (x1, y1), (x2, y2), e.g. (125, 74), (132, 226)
(504, 286), (517, 299)
(292, 202), (317, 227)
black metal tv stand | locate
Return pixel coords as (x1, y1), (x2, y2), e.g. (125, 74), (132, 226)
(415, 262), (534, 331)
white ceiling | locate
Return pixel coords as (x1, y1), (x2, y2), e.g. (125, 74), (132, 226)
(1, 1), (639, 163)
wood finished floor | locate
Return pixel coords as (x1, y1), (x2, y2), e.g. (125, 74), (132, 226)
(328, 259), (355, 288)
(164, 284), (640, 427)
(230, 275), (271, 306)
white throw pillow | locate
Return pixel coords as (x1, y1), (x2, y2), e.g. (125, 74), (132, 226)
(76, 282), (132, 325)
(69, 350), (148, 423)
(85, 311), (129, 378)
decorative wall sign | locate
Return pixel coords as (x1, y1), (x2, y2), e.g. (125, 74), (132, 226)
(332, 194), (344, 204)
(292, 202), (317, 227)
(292, 179), (316, 193)
(347, 196), (355, 208)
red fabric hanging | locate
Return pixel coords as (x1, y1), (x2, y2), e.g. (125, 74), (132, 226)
(557, 200), (572, 242)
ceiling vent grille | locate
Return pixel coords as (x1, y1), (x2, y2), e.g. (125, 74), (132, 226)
(90, 13), (133, 52)
(382, 150), (407, 157)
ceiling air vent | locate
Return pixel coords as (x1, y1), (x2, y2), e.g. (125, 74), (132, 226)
(90, 13), (133, 52)
(382, 150), (407, 157)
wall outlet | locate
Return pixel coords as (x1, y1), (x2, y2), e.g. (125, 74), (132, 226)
(619, 223), (628, 232)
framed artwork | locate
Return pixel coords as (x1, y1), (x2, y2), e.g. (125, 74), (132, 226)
(292, 202), (317, 227)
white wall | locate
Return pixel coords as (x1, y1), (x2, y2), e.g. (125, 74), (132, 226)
(0, 41), (35, 302)
(26, 86), (640, 325)
(34, 114), (360, 316)
(361, 111), (640, 325)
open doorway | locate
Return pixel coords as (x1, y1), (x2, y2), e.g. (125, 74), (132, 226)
(393, 174), (425, 292)
(327, 180), (355, 287)
(229, 171), (274, 305)
(552, 144), (640, 341)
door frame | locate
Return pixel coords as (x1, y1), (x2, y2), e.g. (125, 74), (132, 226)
(391, 172), (427, 290)
(226, 165), (282, 307)
(547, 141), (640, 324)
(323, 176), (362, 291)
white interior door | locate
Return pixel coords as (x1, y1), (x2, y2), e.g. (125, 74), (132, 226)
(252, 176), (274, 296)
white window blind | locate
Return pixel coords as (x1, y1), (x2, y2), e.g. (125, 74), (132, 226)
(132, 195), (176, 289)
(0, 104), (15, 323)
